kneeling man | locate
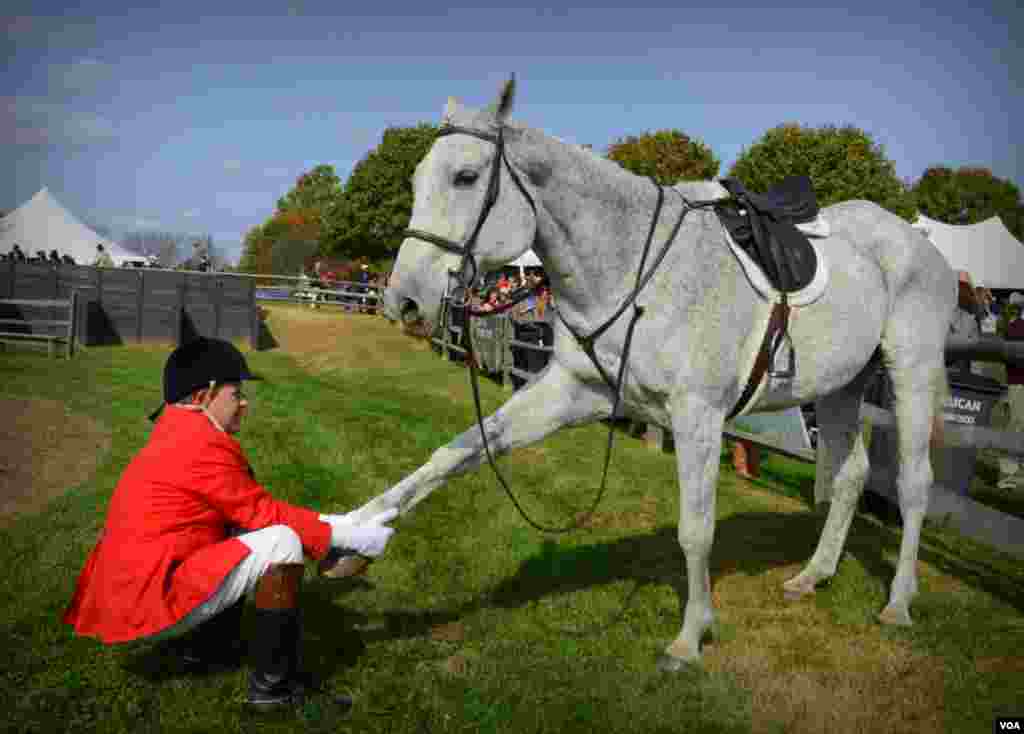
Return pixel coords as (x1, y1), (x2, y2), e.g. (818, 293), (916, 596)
(63, 337), (396, 710)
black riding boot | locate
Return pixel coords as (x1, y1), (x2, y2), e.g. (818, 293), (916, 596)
(246, 563), (354, 712)
(177, 598), (246, 670)
(247, 563), (307, 706)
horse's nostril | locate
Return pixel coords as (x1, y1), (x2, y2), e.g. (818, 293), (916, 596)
(399, 299), (420, 324)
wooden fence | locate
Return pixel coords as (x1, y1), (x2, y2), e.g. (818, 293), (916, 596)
(0, 293), (78, 358)
(0, 261), (259, 347)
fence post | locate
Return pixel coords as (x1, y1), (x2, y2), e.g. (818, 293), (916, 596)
(644, 423), (674, 453)
(502, 315), (514, 390)
(213, 276), (222, 340)
(249, 278), (258, 350)
(176, 280), (186, 346)
(68, 290), (78, 359)
(136, 270), (145, 343)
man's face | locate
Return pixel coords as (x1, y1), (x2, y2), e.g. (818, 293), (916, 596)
(206, 383), (248, 434)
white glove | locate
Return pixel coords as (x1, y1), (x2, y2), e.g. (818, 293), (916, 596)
(319, 508), (398, 558)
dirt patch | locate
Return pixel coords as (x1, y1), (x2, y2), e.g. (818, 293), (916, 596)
(430, 621), (466, 642)
(442, 653), (469, 676)
(702, 560), (946, 734)
(0, 398), (111, 525)
(575, 495), (660, 530)
(976, 655), (1024, 673)
(263, 304), (431, 375)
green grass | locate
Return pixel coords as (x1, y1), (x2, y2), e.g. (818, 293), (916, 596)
(1, 313), (1022, 733)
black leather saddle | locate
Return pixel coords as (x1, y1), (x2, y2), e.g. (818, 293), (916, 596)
(714, 176), (820, 293)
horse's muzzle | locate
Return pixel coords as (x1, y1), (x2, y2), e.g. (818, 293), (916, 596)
(397, 298), (433, 339)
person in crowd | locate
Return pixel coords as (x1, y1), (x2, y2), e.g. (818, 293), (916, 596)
(497, 273), (511, 295)
(11, 243), (27, 262)
(948, 271), (980, 373)
(536, 285), (552, 318)
(35, 250), (47, 262)
(94, 243), (114, 268)
(479, 290), (500, 313)
(976, 287), (997, 335)
(49, 249), (62, 265)
(998, 302), (1024, 490)
(358, 264), (372, 312)
(63, 337), (399, 714)
(62, 253), (76, 265)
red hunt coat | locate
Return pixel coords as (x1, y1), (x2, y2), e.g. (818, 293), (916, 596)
(63, 407), (331, 644)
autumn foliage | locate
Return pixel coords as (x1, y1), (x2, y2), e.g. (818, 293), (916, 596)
(728, 123), (916, 221)
(606, 129), (720, 185)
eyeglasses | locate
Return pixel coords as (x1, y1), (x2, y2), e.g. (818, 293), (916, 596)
(232, 389), (248, 402)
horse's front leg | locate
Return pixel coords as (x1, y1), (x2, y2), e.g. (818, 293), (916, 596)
(347, 361), (613, 523)
(659, 393), (725, 671)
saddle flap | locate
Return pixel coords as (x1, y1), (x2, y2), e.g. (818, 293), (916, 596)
(715, 176), (821, 293)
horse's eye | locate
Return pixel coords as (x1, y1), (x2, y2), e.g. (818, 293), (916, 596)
(454, 170), (479, 187)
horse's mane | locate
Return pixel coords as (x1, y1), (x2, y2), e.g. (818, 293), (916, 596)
(508, 120), (720, 201)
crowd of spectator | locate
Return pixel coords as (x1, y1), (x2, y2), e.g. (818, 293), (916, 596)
(1, 242), (167, 269)
(1, 243), (77, 265)
(470, 270), (553, 318)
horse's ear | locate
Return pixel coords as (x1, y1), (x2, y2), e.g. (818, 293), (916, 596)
(443, 96), (459, 123)
(488, 74), (516, 124)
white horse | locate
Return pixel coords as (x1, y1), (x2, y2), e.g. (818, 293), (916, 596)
(350, 78), (955, 669)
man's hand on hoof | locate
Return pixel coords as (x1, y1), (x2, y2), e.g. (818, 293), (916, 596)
(319, 508), (398, 558)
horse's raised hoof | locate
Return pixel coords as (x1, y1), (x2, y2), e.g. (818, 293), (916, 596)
(878, 604), (913, 627)
(782, 575), (817, 601)
(656, 654), (697, 673)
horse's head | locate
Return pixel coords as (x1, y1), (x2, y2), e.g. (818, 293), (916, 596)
(384, 77), (538, 334)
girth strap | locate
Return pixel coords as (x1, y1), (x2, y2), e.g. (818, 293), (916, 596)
(727, 297), (791, 421)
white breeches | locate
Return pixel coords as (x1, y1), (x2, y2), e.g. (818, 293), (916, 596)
(145, 524), (305, 643)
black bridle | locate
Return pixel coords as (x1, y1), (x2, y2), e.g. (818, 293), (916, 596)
(404, 123), (538, 309)
(403, 123), (711, 533)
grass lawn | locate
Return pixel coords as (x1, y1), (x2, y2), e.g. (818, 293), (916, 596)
(0, 304), (1021, 733)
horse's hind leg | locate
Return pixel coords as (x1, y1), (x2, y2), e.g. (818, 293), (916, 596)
(783, 365), (874, 600)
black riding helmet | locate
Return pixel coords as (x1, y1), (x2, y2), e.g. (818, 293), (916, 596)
(149, 337), (263, 421)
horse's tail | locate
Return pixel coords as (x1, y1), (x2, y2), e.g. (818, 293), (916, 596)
(930, 362), (950, 450)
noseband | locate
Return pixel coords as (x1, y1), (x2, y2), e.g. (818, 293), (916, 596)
(403, 124), (537, 307)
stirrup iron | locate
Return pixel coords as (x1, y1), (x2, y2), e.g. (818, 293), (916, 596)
(768, 328), (795, 380)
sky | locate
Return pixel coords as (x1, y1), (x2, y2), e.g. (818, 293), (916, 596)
(3, 1), (1021, 264)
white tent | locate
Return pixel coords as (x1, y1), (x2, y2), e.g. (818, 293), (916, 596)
(510, 249), (542, 269)
(0, 188), (138, 266)
(913, 214), (1024, 290)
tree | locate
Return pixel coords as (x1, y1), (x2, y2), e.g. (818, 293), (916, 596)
(238, 208), (323, 275)
(606, 129), (720, 184)
(911, 166), (1023, 241)
(276, 164), (343, 228)
(239, 224), (274, 274)
(325, 123), (439, 261)
(728, 123), (916, 221)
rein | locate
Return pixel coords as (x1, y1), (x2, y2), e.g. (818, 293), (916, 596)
(404, 123), (713, 533)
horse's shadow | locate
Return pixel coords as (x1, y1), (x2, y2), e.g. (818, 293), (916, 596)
(124, 503), (1023, 683)
(306, 500), (1023, 670)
